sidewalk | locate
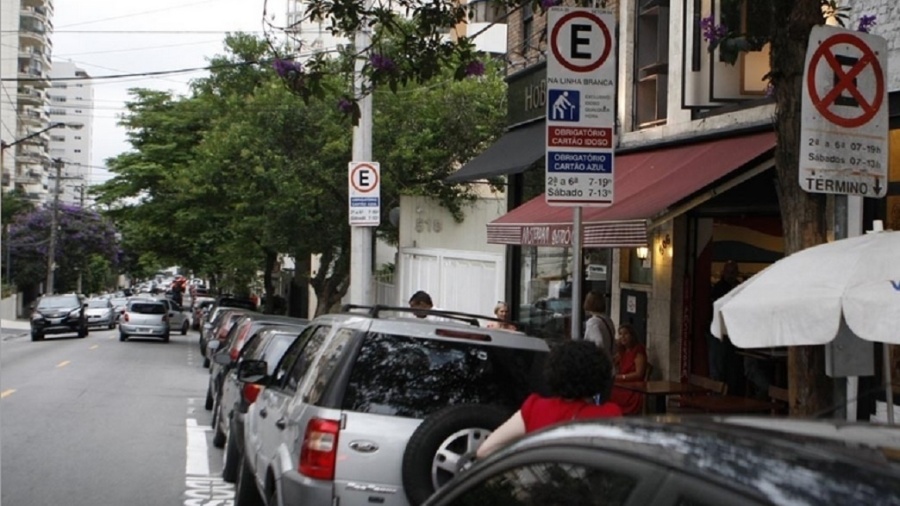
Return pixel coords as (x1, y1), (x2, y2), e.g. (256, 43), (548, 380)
(1, 319), (31, 331)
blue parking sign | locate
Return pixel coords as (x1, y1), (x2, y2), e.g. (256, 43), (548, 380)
(548, 89), (579, 122)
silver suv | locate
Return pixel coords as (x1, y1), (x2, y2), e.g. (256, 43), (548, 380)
(234, 305), (550, 506)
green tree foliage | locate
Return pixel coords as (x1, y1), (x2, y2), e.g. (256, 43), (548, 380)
(91, 33), (506, 315)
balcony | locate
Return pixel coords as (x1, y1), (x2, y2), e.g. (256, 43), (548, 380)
(17, 86), (44, 105)
(19, 45), (50, 66)
(15, 170), (43, 184)
(19, 21), (49, 47)
(20, 5), (49, 24)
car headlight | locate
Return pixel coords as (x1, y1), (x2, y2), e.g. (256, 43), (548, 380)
(31, 313), (44, 321)
(68, 309), (81, 318)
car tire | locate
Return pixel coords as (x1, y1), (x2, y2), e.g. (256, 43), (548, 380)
(401, 404), (512, 506)
(203, 356), (210, 368)
(234, 459), (264, 506)
(205, 386), (213, 410)
(181, 320), (189, 335)
(108, 322), (116, 330)
(119, 331), (128, 342)
(31, 330), (43, 341)
(162, 330), (170, 343)
(222, 416), (240, 483)
(78, 325), (88, 338)
(212, 396), (226, 448)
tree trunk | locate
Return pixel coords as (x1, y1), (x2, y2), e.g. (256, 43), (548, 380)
(770, 0), (834, 416)
(310, 246), (351, 317)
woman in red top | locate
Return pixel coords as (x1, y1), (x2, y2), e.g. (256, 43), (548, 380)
(610, 324), (648, 415)
(476, 340), (621, 458)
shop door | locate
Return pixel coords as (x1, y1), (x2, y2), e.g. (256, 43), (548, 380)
(619, 289), (648, 345)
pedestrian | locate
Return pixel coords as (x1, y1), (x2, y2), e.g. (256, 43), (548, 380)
(610, 323), (648, 415)
(408, 290), (435, 319)
(475, 340), (622, 459)
(583, 290), (615, 355)
(486, 301), (517, 331)
(709, 260), (743, 392)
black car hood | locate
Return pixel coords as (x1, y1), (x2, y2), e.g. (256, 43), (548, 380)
(36, 307), (79, 318)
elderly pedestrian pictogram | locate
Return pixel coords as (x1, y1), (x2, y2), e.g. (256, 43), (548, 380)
(807, 32), (885, 129)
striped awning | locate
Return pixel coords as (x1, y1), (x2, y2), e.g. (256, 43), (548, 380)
(487, 131), (776, 248)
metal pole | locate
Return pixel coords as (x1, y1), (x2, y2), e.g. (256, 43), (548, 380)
(349, 1), (373, 306)
(570, 207), (583, 340)
(45, 159), (62, 295)
(885, 343), (895, 425)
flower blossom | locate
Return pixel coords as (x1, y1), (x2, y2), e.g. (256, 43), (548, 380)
(337, 98), (354, 114)
(540, 0), (560, 9)
(464, 60), (485, 77)
(272, 58), (302, 78)
(700, 15), (728, 45)
(369, 54), (397, 73)
(857, 15), (876, 33)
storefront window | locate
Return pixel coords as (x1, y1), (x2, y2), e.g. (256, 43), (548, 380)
(518, 246), (611, 340)
(623, 248), (652, 285)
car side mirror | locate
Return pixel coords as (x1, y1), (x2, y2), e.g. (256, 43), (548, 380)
(213, 350), (231, 366)
(207, 340), (221, 352)
(237, 359), (268, 384)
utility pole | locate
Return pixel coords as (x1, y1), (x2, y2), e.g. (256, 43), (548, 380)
(45, 158), (63, 295)
(349, 0), (374, 306)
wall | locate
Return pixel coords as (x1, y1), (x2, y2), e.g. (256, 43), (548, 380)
(1, 293), (20, 320)
(850, 0), (900, 92)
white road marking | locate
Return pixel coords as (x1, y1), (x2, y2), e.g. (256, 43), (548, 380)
(1, 389), (15, 398)
(186, 418), (211, 476)
(56, 360), (70, 368)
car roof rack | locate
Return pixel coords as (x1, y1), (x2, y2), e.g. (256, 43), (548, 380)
(340, 304), (512, 328)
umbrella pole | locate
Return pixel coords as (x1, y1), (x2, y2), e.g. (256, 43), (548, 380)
(885, 343), (895, 425)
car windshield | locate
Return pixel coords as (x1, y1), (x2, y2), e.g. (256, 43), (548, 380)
(37, 297), (79, 309)
(87, 300), (110, 308)
(130, 303), (166, 314)
(110, 298), (128, 306)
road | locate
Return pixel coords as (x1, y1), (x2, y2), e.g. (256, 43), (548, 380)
(1, 325), (232, 506)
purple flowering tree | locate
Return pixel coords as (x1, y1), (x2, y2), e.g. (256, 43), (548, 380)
(7, 204), (120, 294)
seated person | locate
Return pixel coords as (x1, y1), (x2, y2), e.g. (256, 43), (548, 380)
(610, 324), (648, 415)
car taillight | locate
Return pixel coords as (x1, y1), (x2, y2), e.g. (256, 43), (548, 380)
(299, 418), (340, 480)
(242, 384), (262, 404)
(123, 313), (130, 322)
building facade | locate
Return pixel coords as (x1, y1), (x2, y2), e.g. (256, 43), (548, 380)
(47, 61), (93, 206)
(1, 0), (56, 203)
(451, 0), (900, 400)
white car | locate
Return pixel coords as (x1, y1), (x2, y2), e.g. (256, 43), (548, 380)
(157, 297), (190, 335)
(85, 298), (116, 329)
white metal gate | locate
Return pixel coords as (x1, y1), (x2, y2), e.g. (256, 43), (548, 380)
(397, 248), (504, 318)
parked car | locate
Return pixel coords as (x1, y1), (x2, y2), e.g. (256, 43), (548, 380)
(119, 300), (170, 342)
(216, 326), (308, 483)
(423, 416), (900, 506)
(234, 305), (550, 506)
(201, 307), (255, 370)
(207, 313), (309, 449)
(29, 293), (89, 341)
(109, 297), (130, 323)
(192, 296), (216, 330)
(84, 298), (117, 330)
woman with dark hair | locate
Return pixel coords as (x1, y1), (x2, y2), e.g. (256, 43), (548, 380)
(583, 290), (615, 356)
(476, 340), (621, 458)
(610, 323), (648, 415)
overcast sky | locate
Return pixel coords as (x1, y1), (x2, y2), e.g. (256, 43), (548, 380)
(52, 0), (279, 185)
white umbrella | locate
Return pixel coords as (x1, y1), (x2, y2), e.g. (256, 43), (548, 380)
(711, 229), (900, 424)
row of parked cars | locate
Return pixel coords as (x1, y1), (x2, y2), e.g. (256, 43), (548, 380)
(194, 301), (900, 506)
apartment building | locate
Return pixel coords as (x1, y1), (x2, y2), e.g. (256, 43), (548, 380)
(47, 61), (93, 207)
(0, 0), (56, 203)
(449, 0), (900, 391)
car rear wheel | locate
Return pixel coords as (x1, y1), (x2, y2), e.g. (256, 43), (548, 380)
(234, 459), (264, 506)
(212, 396), (226, 448)
(401, 404), (512, 505)
(31, 330), (43, 341)
(205, 387), (213, 410)
(222, 416), (240, 483)
(181, 320), (189, 335)
(162, 330), (170, 343)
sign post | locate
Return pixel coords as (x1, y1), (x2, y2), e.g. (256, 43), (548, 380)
(799, 25), (888, 197)
(348, 162), (381, 226)
(546, 6), (616, 340)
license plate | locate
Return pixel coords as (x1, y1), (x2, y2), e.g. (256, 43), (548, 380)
(50, 318), (63, 324)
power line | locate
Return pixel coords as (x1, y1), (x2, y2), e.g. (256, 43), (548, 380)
(55, 0), (223, 29)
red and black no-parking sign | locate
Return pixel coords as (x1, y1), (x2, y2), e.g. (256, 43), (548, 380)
(799, 26), (888, 198)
